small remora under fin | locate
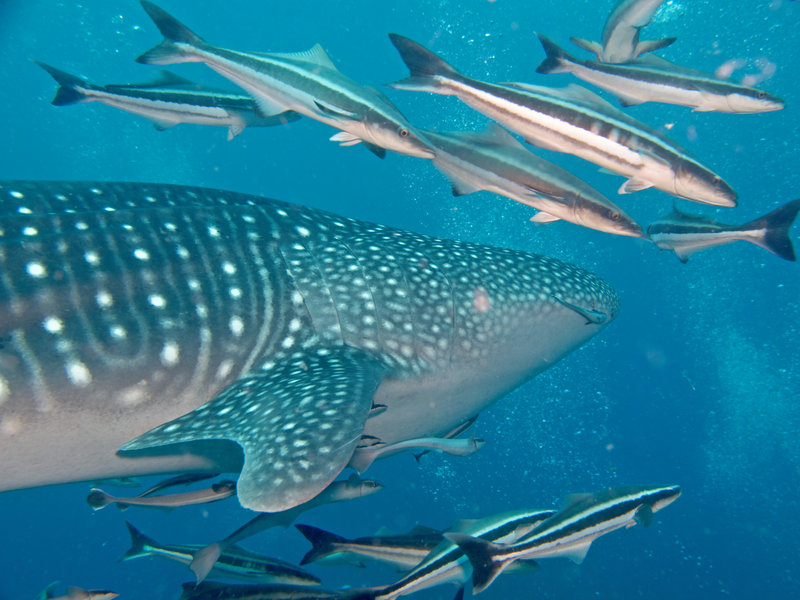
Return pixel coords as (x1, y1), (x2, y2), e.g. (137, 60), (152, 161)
(119, 346), (385, 512)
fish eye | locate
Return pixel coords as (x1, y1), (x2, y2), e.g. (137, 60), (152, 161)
(610, 211), (621, 222)
(712, 176), (721, 186)
(757, 91), (765, 98)
(398, 128), (409, 137)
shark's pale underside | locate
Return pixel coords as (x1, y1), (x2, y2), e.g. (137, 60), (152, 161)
(0, 181), (618, 512)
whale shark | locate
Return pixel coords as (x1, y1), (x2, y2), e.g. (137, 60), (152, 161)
(0, 180), (618, 512)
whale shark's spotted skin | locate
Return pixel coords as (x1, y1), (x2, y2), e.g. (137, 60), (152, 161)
(0, 181), (618, 511)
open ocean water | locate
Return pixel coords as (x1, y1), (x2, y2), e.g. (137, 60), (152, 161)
(0, 1), (798, 598)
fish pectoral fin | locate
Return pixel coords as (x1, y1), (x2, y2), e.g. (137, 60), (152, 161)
(227, 124), (245, 140)
(446, 175), (483, 197)
(314, 100), (361, 121)
(570, 37), (603, 59)
(633, 37), (678, 58)
(119, 346), (385, 512)
(149, 117), (178, 131)
(618, 178), (654, 194)
(530, 211), (562, 224)
(364, 142), (387, 159)
(564, 541), (592, 564)
(634, 503), (655, 527)
(613, 93), (646, 107)
(330, 131), (363, 146)
(674, 248), (693, 263)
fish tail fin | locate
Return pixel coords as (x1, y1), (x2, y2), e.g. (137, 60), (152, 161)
(744, 198), (800, 261)
(444, 533), (508, 594)
(387, 33), (462, 93)
(38, 582), (61, 600)
(120, 521), (156, 561)
(295, 523), (350, 565)
(137, 1), (205, 64)
(86, 488), (112, 510)
(33, 61), (91, 105)
(536, 34), (575, 74)
(190, 542), (223, 584)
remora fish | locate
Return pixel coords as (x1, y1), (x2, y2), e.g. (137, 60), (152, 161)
(137, 472), (220, 496)
(36, 583), (118, 600)
(424, 125), (644, 237)
(349, 434), (485, 473)
(121, 521), (321, 585)
(570, 0), (675, 63)
(295, 523), (445, 570)
(414, 414), (478, 464)
(135, 1), (433, 159)
(537, 36), (784, 114)
(647, 199), (800, 262)
(191, 475), (384, 583)
(35, 62), (300, 140)
(359, 508), (555, 600)
(0, 180), (617, 513)
(448, 485), (682, 593)
(388, 34), (736, 207)
(86, 479), (236, 510)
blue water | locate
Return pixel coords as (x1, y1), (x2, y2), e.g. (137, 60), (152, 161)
(1, 0), (798, 598)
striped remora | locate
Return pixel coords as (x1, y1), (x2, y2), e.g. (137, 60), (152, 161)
(448, 485), (682, 593)
(135, 1), (433, 159)
(387, 34), (737, 207)
(35, 62), (300, 140)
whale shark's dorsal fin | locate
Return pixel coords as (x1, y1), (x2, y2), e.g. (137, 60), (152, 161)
(119, 346), (385, 512)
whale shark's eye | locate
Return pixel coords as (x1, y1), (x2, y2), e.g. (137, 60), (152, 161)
(398, 128), (409, 137)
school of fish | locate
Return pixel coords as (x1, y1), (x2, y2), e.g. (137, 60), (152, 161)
(6, 0), (799, 598)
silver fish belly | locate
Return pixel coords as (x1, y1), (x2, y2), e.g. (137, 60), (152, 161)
(0, 180), (618, 513)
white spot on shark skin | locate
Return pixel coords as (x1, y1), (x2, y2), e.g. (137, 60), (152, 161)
(0, 416), (22, 437)
(216, 359), (235, 381)
(160, 342), (180, 367)
(110, 325), (127, 340)
(9, 190), (24, 199)
(23, 226), (38, 236)
(84, 251), (100, 265)
(222, 262), (236, 275)
(207, 226), (221, 238)
(66, 361), (92, 387)
(26, 262), (47, 278)
(133, 248), (150, 261)
(229, 287), (242, 299)
(17, 206), (32, 214)
(148, 294), (166, 308)
(229, 317), (245, 337)
(42, 317), (63, 334)
(96, 291), (113, 308)
(117, 383), (149, 407)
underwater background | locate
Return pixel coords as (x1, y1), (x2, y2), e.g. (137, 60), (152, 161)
(0, 0), (798, 598)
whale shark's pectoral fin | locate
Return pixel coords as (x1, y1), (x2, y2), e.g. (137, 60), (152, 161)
(119, 346), (385, 512)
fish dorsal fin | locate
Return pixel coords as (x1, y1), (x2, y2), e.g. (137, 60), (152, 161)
(570, 37), (603, 60)
(409, 525), (443, 536)
(106, 70), (197, 90)
(449, 518), (478, 533)
(502, 82), (617, 111)
(443, 123), (526, 151)
(633, 54), (710, 78)
(374, 525), (395, 536)
(563, 492), (595, 508)
(271, 43), (338, 71)
(119, 346), (384, 512)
